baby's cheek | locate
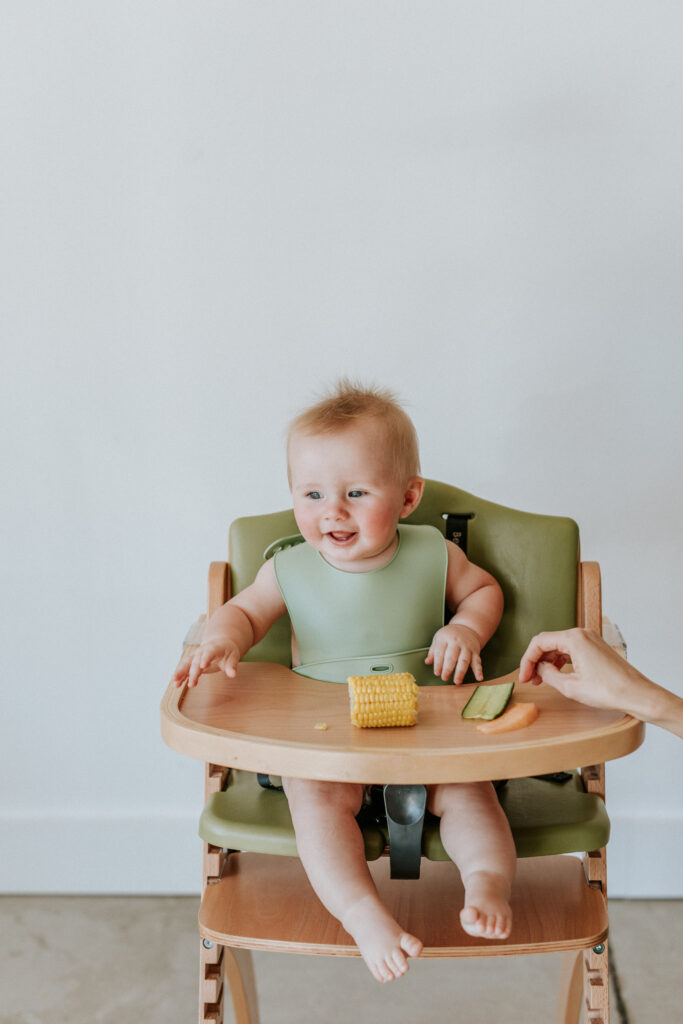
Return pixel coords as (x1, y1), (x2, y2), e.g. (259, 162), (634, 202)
(292, 506), (317, 542)
(367, 507), (399, 536)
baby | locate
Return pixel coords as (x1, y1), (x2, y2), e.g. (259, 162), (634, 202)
(175, 381), (515, 983)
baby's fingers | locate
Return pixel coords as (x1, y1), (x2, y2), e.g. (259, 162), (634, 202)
(173, 660), (191, 686)
(222, 648), (241, 678)
(470, 652), (484, 682)
(426, 643), (444, 677)
(452, 650), (473, 686)
(439, 644), (462, 682)
(188, 651), (206, 688)
(188, 645), (219, 688)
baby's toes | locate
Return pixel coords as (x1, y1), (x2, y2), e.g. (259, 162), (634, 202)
(482, 913), (509, 939)
(371, 959), (394, 984)
(460, 905), (483, 935)
(400, 932), (423, 959)
(460, 905), (477, 925)
(472, 912), (492, 936)
(387, 959), (406, 980)
(388, 950), (409, 977)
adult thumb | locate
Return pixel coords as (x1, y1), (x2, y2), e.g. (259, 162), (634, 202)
(536, 660), (567, 690)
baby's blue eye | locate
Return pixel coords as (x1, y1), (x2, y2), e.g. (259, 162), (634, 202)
(307, 491), (322, 500)
(348, 490), (365, 498)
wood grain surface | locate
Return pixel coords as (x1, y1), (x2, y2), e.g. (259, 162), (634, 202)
(161, 663), (644, 783)
(198, 853), (608, 957)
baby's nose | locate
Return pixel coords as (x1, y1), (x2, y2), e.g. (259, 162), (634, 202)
(324, 500), (349, 519)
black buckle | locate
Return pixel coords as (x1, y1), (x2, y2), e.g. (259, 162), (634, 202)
(383, 785), (427, 879)
(443, 513), (474, 555)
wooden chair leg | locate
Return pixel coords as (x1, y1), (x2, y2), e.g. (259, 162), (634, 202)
(223, 947), (260, 1024)
(200, 764), (234, 1023)
(557, 950), (583, 1024)
(583, 939), (610, 1024)
(199, 937), (225, 1023)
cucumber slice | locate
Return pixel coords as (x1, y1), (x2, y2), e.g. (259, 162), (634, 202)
(461, 681), (515, 720)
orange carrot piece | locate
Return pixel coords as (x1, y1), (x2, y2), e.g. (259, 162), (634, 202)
(475, 702), (539, 734)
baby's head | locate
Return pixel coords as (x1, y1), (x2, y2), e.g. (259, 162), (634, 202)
(287, 379), (421, 486)
(286, 380), (424, 570)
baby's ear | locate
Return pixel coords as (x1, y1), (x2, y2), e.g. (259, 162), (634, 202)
(401, 476), (425, 518)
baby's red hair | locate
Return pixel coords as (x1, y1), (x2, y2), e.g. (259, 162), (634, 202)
(287, 379), (421, 484)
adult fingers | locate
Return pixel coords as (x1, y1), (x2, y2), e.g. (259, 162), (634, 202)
(536, 659), (573, 695)
(519, 631), (572, 682)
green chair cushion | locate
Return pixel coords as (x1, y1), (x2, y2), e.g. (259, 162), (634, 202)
(199, 770), (386, 861)
(199, 771), (609, 861)
(421, 772), (609, 859)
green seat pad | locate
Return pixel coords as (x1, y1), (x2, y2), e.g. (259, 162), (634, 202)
(199, 770), (386, 861)
(422, 772), (610, 860)
(199, 771), (608, 862)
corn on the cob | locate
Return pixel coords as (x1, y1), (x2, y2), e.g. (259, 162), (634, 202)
(347, 673), (419, 728)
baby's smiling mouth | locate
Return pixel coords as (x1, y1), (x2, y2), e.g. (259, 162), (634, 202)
(326, 531), (357, 543)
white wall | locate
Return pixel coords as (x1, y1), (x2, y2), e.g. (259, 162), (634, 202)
(2, 2), (681, 895)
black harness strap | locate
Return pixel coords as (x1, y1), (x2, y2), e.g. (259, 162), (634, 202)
(443, 512), (474, 554)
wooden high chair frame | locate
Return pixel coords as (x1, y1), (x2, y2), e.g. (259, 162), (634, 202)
(161, 558), (643, 1024)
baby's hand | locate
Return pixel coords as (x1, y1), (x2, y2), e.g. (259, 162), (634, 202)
(425, 624), (483, 685)
(173, 637), (242, 688)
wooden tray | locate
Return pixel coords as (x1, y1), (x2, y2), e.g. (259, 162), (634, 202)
(161, 664), (644, 783)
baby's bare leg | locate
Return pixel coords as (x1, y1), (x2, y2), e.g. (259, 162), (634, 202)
(428, 781), (516, 940)
(283, 777), (422, 981)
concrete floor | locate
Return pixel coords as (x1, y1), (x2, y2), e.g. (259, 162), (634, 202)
(0, 895), (680, 1023)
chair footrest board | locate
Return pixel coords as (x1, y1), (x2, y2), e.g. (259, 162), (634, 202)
(198, 770), (610, 860)
(198, 853), (608, 956)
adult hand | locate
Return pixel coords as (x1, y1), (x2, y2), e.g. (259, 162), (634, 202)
(519, 627), (683, 738)
(518, 628), (624, 709)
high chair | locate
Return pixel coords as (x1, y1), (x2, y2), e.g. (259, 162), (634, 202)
(161, 480), (644, 1024)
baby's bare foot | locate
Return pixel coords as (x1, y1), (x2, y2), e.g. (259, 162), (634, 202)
(460, 870), (512, 940)
(342, 894), (423, 983)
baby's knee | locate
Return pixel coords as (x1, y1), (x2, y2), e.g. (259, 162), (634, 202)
(427, 780), (495, 816)
(283, 777), (364, 819)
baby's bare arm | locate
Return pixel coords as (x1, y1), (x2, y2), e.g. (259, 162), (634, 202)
(173, 560), (286, 687)
(426, 543), (503, 684)
(443, 541), (504, 644)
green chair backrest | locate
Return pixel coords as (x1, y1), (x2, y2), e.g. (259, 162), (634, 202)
(228, 479), (579, 680)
